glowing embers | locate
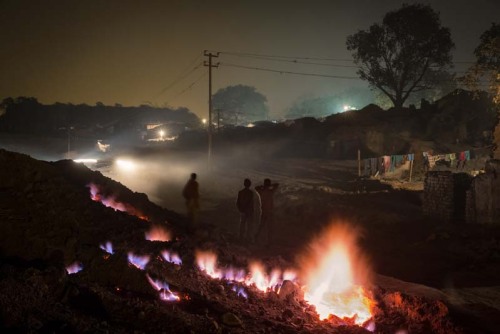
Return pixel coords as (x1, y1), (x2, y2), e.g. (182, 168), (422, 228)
(246, 262), (297, 293)
(196, 250), (223, 279)
(195, 250), (297, 293)
(145, 225), (171, 242)
(88, 183), (148, 220)
(230, 283), (248, 299)
(66, 262), (83, 274)
(161, 250), (182, 265)
(146, 274), (180, 302)
(100, 241), (114, 255)
(127, 252), (150, 270)
(299, 223), (374, 326)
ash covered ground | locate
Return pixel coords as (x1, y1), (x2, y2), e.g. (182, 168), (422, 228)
(1, 145), (500, 334)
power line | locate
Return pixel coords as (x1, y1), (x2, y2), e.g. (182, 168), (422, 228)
(221, 52), (359, 68)
(219, 62), (484, 86)
(216, 50), (479, 65)
(219, 62), (360, 80)
(215, 50), (354, 62)
(153, 56), (203, 99)
(166, 71), (207, 102)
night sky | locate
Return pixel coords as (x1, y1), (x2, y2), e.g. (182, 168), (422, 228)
(0, 0), (498, 119)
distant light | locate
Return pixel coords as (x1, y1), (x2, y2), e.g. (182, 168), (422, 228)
(246, 123), (255, 128)
(73, 158), (98, 164)
(115, 158), (136, 172)
(159, 130), (165, 139)
(97, 140), (110, 152)
(202, 118), (207, 124)
(343, 105), (356, 112)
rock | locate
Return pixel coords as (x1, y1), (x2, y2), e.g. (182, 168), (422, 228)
(281, 308), (294, 320)
(222, 312), (242, 327)
(278, 280), (304, 301)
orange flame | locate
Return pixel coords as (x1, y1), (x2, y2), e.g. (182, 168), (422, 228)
(88, 183), (148, 220)
(195, 250), (297, 292)
(145, 225), (171, 242)
(195, 250), (222, 279)
(298, 223), (374, 325)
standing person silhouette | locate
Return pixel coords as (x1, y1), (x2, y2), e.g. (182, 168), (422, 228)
(254, 178), (279, 246)
(236, 178), (261, 244)
(182, 172), (199, 232)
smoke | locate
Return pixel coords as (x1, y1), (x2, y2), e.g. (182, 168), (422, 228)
(105, 150), (206, 212)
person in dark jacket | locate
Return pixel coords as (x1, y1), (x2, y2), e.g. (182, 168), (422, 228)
(182, 173), (199, 231)
(236, 178), (261, 243)
(254, 178), (279, 245)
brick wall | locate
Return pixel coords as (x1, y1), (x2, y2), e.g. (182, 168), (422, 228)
(466, 160), (500, 224)
(423, 171), (472, 223)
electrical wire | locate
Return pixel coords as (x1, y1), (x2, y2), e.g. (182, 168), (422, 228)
(215, 50), (353, 62)
(166, 71), (207, 102)
(153, 55), (203, 99)
(220, 52), (359, 68)
(214, 50), (479, 65)
(219, 62), (360, 80)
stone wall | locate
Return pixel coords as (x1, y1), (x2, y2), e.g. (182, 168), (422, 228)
(466, 160), (500, 224)
(493, 117), (500, 160)
(423, 171), (473, 223)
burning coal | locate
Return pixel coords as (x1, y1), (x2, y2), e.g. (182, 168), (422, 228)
(146, 274), (180, 302)
(161, 250), (182, 265)
(297, 223), (374, 325)
(66, 262), (83, 274)
(88, 183), (148, 220)
(100, 241), (114, 255)
(195, 250), (297, 293)
(127, 252), (150, 270)
(145, 225), (171, 242)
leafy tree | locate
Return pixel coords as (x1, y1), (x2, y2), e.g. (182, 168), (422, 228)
(460, 23), (499, 158)
(212, 85), (269, 125)
(346, 3), (455, 109)
(460, 23), (499, 105)
(375, 70), (458, 108)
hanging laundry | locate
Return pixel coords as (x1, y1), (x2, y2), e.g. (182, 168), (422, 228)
(363, 159), (371, 176)
(464, 150), (471, 160)
(378, 157), (385, 175)
(394, 155), (404, 168)
(383, 156), (391, 173)
(390, 155), (396, 172)
(427, 155), (438, 168)
(370, 158), (378, 176)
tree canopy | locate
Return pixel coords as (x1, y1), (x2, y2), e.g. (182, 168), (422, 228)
(212, 85), (269, 125)
(460, 23), (499, 106)
(346, 3), (455, 109)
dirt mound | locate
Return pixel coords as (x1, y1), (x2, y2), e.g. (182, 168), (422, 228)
(0, 149), (467, 333)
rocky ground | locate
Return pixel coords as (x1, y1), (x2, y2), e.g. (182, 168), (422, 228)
(1, 146), (499, 333)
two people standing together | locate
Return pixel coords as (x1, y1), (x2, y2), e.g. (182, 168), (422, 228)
(182, 172), (279, 246)
(237, 178), (279, 245)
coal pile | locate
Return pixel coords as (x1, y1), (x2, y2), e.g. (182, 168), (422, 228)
(0, 149), (465, 333)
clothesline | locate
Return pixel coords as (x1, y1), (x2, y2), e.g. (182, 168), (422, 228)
(360, 146), (492, 178)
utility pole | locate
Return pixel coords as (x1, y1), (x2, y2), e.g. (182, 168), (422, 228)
(204, 50), (219, 169)
(67, 126), (73, 158)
